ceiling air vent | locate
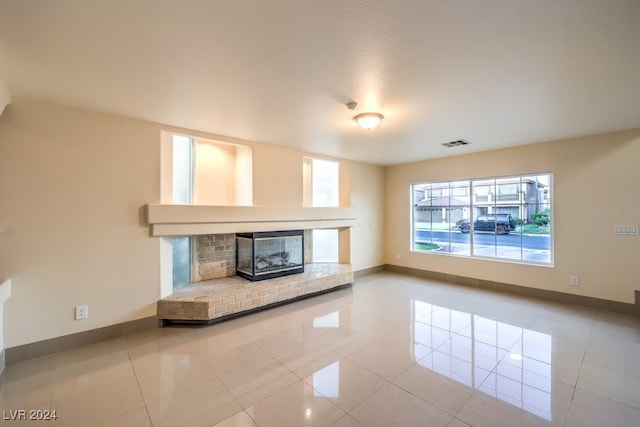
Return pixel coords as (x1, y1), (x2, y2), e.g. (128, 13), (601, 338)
(442, 139), (470, 148)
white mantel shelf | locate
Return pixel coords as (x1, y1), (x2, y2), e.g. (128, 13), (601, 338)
(146, 204), (357, 237)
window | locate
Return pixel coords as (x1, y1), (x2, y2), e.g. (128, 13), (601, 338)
(172, 237), (191, 290)
(497, 183), (519, 201)
(412, 173), (552, 264)
(172, 135), (192, 203)
(303, 157), (340, 207)
(171, 135), (193, 290)
(312, 229), (339, 262)
(451, 186), (468, 197)
(428, 188), (443, 198)
(304, 157), (341, 262)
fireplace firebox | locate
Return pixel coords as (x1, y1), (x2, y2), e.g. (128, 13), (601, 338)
(236, 230), (304, 281)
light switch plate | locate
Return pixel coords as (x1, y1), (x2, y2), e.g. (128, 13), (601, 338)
(614, 225), (639, 235)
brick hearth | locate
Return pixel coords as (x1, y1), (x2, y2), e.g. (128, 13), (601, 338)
(157, 263), (353, 323)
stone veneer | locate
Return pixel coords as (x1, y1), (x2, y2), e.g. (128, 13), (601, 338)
(195, 234), (235, 281)
(304, 229), (312, 264)
(158, 263), (353, 322)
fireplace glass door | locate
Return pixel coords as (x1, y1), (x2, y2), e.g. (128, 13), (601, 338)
(236, 230), (304, 281)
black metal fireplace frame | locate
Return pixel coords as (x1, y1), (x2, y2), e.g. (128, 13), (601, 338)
(236, 230), (305, 281)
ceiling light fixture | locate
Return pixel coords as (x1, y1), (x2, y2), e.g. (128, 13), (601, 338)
(353, 112), (384, 130)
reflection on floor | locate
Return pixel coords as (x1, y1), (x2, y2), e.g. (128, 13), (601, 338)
(3, 271), (640, 426)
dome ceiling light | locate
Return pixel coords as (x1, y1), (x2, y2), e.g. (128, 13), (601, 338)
(346, 101), (384, 130)
(353, 112), (384, 130)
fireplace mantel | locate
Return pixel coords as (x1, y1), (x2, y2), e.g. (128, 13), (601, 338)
(146, 204), (357, 237)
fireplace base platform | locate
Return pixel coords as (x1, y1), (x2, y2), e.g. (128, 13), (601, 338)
(158, 263), (353, 324)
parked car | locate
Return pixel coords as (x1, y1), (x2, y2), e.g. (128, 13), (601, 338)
(458, 214), (517, 235)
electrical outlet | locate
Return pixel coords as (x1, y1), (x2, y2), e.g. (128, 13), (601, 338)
(570, 275), (580, 286)
(75, 305), (88, 320)
(396, 253), (401, 260)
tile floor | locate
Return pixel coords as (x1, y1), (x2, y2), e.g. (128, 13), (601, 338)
(2, 271), (640, 426)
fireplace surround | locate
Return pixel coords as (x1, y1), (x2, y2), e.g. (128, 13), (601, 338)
(236, 230), (304, 281)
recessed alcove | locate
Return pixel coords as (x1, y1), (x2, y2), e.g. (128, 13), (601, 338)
(161, 131), (253, 206)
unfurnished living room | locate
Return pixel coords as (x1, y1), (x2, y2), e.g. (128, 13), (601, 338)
(1, 1), (640, 426)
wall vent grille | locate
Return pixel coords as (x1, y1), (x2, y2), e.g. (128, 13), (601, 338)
(442, 139), (470, 148)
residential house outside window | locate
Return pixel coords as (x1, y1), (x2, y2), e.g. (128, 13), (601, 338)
(412, 173), (552, 264)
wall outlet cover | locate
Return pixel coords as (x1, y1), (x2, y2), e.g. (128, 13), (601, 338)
(75, 305), (88, 320)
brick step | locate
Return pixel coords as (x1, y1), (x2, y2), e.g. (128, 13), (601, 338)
(157, 263), (353, 323)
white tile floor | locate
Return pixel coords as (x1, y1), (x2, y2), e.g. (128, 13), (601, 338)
(2, 271), (640, 426)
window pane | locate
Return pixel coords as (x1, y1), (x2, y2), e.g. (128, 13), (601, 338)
(494, 177), (522, 261)
(413, 181), (471, 255)
(172, 237), (190, 290)
(413, 183), (435, 250)
(312, 229), (339, 262)
(312, 159), (339, 207)
(449, 180), (471, 256)
(173, 135), (192, 203)
(522, 174), (551, 263)
(428, 183), (449, 251)
(472, 179), (496, 257)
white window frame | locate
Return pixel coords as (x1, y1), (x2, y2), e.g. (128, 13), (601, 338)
(411, 173), (553, 266)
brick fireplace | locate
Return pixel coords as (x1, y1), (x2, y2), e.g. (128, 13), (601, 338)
(194, 231), (313, 282)
(157, 228), (353, 323)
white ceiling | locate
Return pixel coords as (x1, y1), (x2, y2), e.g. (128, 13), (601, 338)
(1, 0), (639, 165)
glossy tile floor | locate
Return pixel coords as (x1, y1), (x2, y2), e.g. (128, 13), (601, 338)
(2, 272), (640, 426)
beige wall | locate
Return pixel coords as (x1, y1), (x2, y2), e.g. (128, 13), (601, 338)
(385, 130), (640, 304)
(0, 79), (9, 117)
(194, 140), (236, 205)
(0, 279), (10, 357)
(350, 162), (386, 268)
(0, 98), (385, 348)
(252, 144), (303, 207)
(0, 99), (161, 348)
